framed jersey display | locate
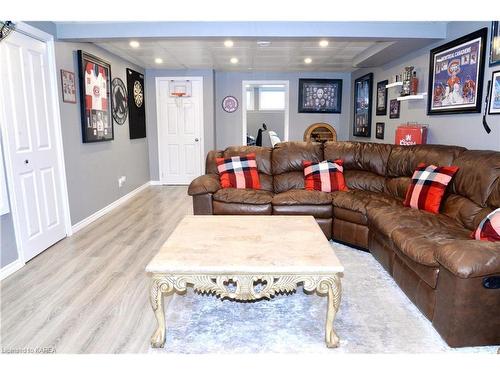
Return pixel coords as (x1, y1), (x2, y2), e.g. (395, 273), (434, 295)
(126, 68), (146, 139)
(77, 50), (113, 142)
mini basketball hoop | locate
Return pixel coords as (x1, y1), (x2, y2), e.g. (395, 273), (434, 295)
(172, 92), (186, 106)
(172, 92), (186, 97)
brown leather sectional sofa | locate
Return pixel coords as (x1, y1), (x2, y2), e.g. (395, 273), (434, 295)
(188, 141), (500, 348)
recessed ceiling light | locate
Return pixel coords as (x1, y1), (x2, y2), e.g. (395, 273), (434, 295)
(155, 58), (163, 64)
(224, 40), (234, 47)
(129, 40), (140, 48)
(257, 41), (271, 47)
(319, 40), (329, 47)
(230, 57), (239, 64)
(304, 57), (312, 64)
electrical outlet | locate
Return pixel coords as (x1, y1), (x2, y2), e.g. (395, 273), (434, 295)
(118, 176), (126, 188)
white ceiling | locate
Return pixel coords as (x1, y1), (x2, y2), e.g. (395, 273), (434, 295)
(94, 38), (382, 71)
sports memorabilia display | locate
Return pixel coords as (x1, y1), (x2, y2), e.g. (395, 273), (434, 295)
(353, 73), (373, 137)
(126, 68), (146, 139)
(489, 70), (500, 115)
(490, 21), (500, 66)
(427, 28), (487, 115)
(375, 122), (385, 140)
(376, 80), (388, 115)
(111, 77), (128, 125)
(60, 69), (76, 104)
(389, 99), (400, 119)
(77, 50), (113, 143)
(298, 79), (342, 113)
(222, 96), (238, 113)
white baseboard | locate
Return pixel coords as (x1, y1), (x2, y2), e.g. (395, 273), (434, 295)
(0, 258), (25, 281)
(150, 180), (163, 186)
(71, 181), (152, 234)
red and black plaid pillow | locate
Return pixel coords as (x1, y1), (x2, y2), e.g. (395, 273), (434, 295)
(403, 163), (458, 214)
(216, 153), (260, 189)
(303, 159), (348, 193)
(471, 208), (500, 242)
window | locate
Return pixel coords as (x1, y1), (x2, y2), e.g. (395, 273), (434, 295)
(258, 86), (285, 110)
(246, 89), (255, 111)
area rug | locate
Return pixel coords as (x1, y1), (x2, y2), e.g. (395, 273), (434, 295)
(150, 242), (498, 354)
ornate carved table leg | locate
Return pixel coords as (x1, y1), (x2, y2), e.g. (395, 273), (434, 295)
(150, 275), (174, 348)
(318, 275), (342, 348)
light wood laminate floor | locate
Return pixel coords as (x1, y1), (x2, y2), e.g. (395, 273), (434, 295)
(1, 186), (192, 353)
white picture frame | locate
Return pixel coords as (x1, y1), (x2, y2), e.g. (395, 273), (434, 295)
(0, 139), (10, 216)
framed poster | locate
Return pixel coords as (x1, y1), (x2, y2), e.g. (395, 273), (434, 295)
(427, 28), (488, 115)
(490, 21), (500, 66)
(376, 80), (388, 115)
(111, 77), (128, 125)
(127, 68), (146, 139)
(60, 69), (76, 103)
(389, 99), (400, 119)
(353, 73), (373, 137)
(488, 70), (500, 115)
(77, 50), (113, 143)
(375, 122), (385, 140)
(298, 78), (342, 113)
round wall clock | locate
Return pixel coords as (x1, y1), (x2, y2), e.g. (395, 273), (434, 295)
(111, 77), (128, 125)
(222, 96), (238, 113)
(133, 80), (144, 108)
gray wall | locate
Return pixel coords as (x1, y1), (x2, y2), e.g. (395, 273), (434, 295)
(215, 71), (352, 149)
(55, 42), (150, 224)
(1, 144), (18, 268)
(247, 111), (285, 141)
(351, 21), (500, 151)
(145, 69), (215, 181)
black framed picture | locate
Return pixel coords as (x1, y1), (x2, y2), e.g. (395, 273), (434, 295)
(375, 122), (385, 139)
(298, 78), (342, 113)
(376, 80), (388, 115)
(427, 28), (488, 115)
(77, 50), (113, 143)
(353, 73), (373, 137)
(127, 68), (146, 139)
(490, 21), (500, 66)
(389, 99), (400, 119)
(488, 70), (500, 115)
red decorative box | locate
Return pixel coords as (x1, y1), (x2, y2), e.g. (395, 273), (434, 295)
(395, 124), (428, 146)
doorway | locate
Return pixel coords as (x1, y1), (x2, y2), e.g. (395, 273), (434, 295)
(156, 77), (204, 185)
(242, 80), (289, 146)
(0, 22), (71, 266)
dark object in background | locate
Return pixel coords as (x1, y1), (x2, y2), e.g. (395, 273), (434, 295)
(127, 68), (146, 139)
(256, 123), (267, 147)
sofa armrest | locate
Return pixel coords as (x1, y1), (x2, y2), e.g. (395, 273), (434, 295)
(188, 174), (221, 196)
(435, 240), (500, 279)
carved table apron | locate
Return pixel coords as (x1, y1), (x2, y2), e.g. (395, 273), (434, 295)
(149, 273), (342, 348)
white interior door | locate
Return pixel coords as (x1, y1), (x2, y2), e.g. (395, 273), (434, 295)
(157, 78), (203, 185)
(0, 30), (67, 261)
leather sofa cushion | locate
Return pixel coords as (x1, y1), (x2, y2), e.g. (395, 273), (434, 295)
(206, 150), (224, 174)
(441, 194), (491, 231)
(213, 188), (273, 205)
(272, 189), (332, 205)
(450, 150), (500, 207)
(344, 170), (385, 193)
(273, 204), (332, 219)
(334, 207), (367, 225)
(332, 190), (402, 216)
(272, 142), (323, 175)
(386, 144), (465, 177)
(188, 174), (221, 196)
(324, 141), (392, 176)
(435, 240), (500, 278)
(213, 201), (272, 215)
(385, 177), (411, 200)
(273, 171), (304, 193)
(393, 247), (440, 289)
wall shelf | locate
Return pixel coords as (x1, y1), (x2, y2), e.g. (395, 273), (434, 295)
(396, 93), (427, 101)
(386, 82), (403, 88)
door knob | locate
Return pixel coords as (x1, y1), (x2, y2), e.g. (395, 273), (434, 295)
(24, 159), (29, 164)
(195, 138), (199, 142)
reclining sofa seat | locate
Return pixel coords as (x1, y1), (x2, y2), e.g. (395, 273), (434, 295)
(188, 141), (500, 348)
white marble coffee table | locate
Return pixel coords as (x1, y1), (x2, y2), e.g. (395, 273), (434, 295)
(146, 215), (344, 348)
